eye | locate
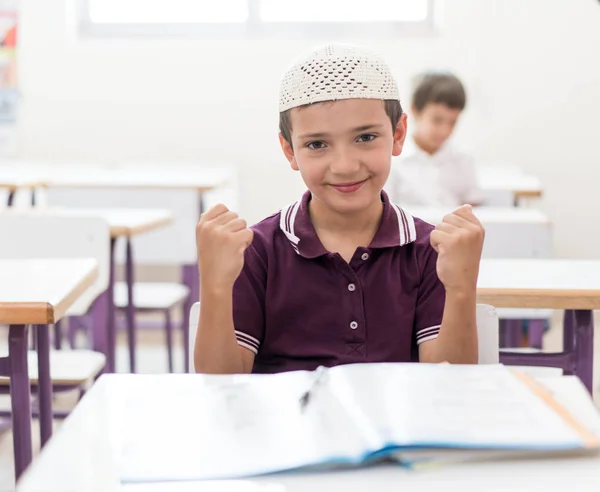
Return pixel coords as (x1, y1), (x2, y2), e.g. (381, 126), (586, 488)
(357, 134), (376, 143)
(307, 141), (327, 150)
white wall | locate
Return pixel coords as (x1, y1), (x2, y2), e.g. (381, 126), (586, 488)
(15, 0), (600, 257)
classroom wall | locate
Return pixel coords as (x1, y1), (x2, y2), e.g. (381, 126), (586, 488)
(15, 0), (600, 258)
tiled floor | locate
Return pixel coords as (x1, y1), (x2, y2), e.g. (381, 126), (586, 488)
(0, 314), (599, 489)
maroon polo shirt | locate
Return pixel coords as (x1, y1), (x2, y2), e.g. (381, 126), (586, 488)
(232, 190), (445, 374)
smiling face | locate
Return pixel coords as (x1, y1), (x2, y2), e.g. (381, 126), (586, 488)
(279, 98), (407, 217)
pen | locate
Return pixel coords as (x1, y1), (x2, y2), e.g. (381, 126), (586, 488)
(299, 366), (328, 412)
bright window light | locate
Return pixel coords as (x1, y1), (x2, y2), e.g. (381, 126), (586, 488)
(88, 0), (249, 24)
(259, 0), (428, 23)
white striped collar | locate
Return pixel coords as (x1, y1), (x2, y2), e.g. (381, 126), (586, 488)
(278, 191), (417, 257)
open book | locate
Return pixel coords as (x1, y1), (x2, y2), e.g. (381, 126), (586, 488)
(120, 364), (600, 483)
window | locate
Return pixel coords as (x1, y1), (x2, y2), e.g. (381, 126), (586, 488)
(88, 0), (249, 24)
(79, 0), (436, 38)
(259, 0), (429, 23)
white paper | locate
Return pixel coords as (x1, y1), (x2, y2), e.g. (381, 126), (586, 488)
(119, 365), (593, 484)
(120, 372), (371, 483)
(329, 363), (585, 449)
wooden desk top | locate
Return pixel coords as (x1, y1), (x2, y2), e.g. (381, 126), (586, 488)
(0, 207), (173, 238)
(477, 167), (543, 196)
(53, 208), (174, 237)
(0, 179), (44, 191)
(0, 258), (98, 324)
(1, 163), (231, 191)
(477, 259), (600, 309)
(407, 206), (550, 225)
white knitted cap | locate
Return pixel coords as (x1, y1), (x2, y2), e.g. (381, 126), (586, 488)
(279, 43), (400, 112)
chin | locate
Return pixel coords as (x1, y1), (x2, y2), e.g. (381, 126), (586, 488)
(326, 187), (380, 214)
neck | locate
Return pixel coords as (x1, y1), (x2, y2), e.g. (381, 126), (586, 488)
(413, 132), (439, 155)
(309, 194), (384, 240)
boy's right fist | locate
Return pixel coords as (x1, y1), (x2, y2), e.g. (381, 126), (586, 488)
(196, 204), (254, 290)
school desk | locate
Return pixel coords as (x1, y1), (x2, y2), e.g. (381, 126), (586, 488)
(15, 373), (600, 492)
(477, 166), (543, 206)
(0, 258), (98, 479)
(1, 162), (228, 194)
(42, 163), (230, 348)
(478, 258), (600, 393)
(44, 207), (173, 374)
(0, 174), (43, 206)
(406, 206), (552, 258)
(1, 207), (174, 372)
(1, 161), (231, 371)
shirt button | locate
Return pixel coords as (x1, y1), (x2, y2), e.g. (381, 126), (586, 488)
(350, 321), (358, 330)
(361, 253), (369, 261)
(348, 283), (356, 292)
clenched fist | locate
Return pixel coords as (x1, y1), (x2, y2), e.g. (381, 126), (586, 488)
(430, 205), (485, 293)
(196, 204), (254, 291)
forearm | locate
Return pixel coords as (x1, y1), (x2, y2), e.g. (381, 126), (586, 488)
(421, 290), (478, 364)
(194, 287), (248, 374)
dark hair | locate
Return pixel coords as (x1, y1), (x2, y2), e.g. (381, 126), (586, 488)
(411, 72), (466, 112)
(279, 99), (403, 148)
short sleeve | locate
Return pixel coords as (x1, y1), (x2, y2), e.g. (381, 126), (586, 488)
(231, 243), (267, 354)
(414, 246), (446, 345)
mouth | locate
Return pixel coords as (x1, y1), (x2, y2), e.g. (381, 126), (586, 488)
(330, 179), (368, 194)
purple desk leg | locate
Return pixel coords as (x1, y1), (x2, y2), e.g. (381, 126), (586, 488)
(8, 325), (33, 479)
(105, 237), (117, 372)
(165, 309), (174, 373)
(572, 309), (594, 394)
(91, 291), (109, 358)
(563, 309), (575, 354)
(35, 324), (53, 446)
(528, 319), (545, 350)
(53, 320), (63, 350)
(7, 190), (15, 207)
(502, 319), (522, 348)
(499, 309), (594, 395)
(125, 238), (137, 373)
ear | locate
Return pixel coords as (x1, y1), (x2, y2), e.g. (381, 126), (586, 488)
(392, 113), (409, 157)
(279, 133), (299, 171)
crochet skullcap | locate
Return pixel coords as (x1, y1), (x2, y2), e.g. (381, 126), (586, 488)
(279, 43), (400, 112)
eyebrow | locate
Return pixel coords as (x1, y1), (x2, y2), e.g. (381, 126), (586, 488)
(298, 124), (385, 140)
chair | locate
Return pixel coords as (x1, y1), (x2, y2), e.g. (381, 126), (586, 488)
(475, 304), (499, 364)
(39, 187), (192, 372)
(0, 214), (110, 401)
(188, 303), (501, 372)
(0, 212), (109, 316)
(113, 282), (189, 372)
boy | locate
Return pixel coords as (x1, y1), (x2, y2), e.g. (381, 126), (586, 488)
(195, 44), (484, 374)
(387, 71), (482, 207)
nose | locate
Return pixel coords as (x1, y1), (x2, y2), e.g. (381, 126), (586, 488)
(329, 145), (361, 176)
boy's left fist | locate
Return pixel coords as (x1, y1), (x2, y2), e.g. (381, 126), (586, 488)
(430, 205), (485, 294)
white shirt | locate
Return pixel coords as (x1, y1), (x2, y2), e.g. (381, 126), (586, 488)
(386, 136), (482, 208)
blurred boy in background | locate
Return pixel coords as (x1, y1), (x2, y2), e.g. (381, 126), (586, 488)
(388, 72), (482, 207)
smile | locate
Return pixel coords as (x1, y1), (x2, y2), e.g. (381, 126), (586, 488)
(330, 179), (368, 194)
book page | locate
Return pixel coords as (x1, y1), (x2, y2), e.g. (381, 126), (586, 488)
(119, 372), (373, 483)
(331, 363), (590, 450)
